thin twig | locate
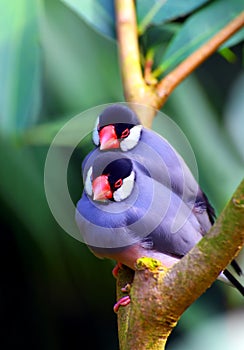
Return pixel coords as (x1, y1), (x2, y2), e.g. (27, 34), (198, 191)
(156, 11), (244, 104)
(144, 50), (158, 85)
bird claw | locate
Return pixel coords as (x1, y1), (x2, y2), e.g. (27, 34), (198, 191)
(121, 283), (131, 293)
(113, 295), (131, 313)
(113, 263), (132, 312)
(112, 262), (123, 278)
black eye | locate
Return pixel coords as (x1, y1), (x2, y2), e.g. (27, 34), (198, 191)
(114, 178), (123, 188)
(121, 128), (130, 138)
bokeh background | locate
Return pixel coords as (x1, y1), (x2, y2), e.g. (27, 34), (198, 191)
(1, 1), (244, 349)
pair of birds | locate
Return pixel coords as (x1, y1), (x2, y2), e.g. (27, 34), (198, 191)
(76, 104), (244, 304)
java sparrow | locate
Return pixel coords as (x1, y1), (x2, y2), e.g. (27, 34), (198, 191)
(75, 150), (244, 297)
(92, 104), (243, 279)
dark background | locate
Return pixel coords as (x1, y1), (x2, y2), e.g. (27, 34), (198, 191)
(1, 1), (243, 349)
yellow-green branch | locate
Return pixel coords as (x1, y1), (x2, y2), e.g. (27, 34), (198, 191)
(115, 0), (144, 102)
(115, 0), (161, 127)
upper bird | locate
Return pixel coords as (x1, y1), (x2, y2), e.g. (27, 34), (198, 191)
(93, 105), (198, 196)
(75, 150), (244, 295)
(92, 104), (143, 152)
(92, 104), (214, 235)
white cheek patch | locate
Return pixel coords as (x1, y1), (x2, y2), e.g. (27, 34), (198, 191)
(84, 166), (93, 196)
(120, 125), (142, 151)
(113, 171), (135, 202)
(92, 117), (100, 146)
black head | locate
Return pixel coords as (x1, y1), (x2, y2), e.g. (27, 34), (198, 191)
(85, 153), (135, 202)
(99, 104), (140, 132)
(93, 104), (142, 151)
(102, 158), (133, 192)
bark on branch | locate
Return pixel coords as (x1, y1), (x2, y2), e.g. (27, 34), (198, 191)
(117, 179), (244, 350)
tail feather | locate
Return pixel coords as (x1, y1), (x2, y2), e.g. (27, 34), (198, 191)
(231, 260), (243, 276)
(200, 192), (243, 288)
(223, 269), (244, 296)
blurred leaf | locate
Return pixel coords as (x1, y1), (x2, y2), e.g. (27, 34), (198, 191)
(140, 23), (181, 71)
(224, 72), (244, 162)
(171, 310), (244, 350)
(165, 74), (244, 211)
(22, 104), (110, 146)
(0, 0), (41, 134)
(22, 118), (76, 146)
(0, 134), (65, 267)
(39, 0), (123, 113)
(137, 0), (210, 34)
(157, 0), (244, 74)
(141, 23), (181, 48)
(60, 0), (115, 39)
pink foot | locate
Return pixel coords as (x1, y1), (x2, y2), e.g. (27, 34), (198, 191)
(113, 296), (131, 313)
(112, 262), (123, 278)
(121, 283), (131, 293)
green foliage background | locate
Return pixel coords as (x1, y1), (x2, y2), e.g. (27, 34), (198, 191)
(0, 0), (243, 349)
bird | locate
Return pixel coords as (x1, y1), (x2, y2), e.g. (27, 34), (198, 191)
(92, 103), (243, 277)
(75, 150), (244, 302)
(93, 104), (214, 229)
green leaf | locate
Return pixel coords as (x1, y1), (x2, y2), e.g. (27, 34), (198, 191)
(137, 0), (210, 34)
(141, 23), (181, 49)
(157, 0), (244, 74)
(224, 72), (244, 162)
(60, 0), (115, 39)
(140, 23), (181, 70)
(0, 0), (41, 134)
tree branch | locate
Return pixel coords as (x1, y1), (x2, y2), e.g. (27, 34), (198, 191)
(115, 0), (144, 101)
(114, 2), (244, 349)
(115, 0), (244, 127)
(117, 179), (244, 350)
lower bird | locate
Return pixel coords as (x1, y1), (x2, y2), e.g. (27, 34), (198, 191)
(76, 150), (244, 306)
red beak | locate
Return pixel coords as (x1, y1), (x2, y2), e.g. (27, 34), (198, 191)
(92, 175), (112, 201)
(99, 125), (120, 150)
